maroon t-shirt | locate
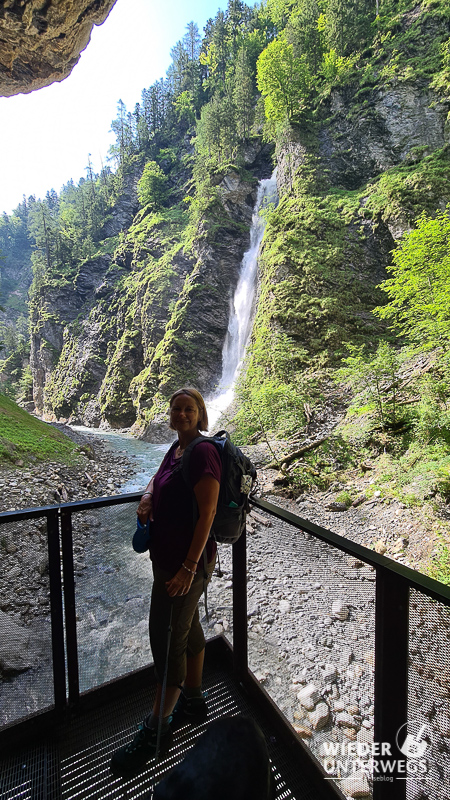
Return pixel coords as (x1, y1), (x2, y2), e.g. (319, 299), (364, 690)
(150, 439), (222, 573)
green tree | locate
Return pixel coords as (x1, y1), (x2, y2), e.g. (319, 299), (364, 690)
(257, 37), (312, 122)
(266, 0), (301, 31)
(336, 341), (403, 429)
(195, 92), (238, 168)
(174, 90), (196, 125)
(323, 0), (373, 56)
(200, 10), (229, 90)
(285, 0), (324, 74)
(183, 21), (202, 61)
(109, 99), (134, 168)
(137, 161), (168, 208)
(226, 0), (249, 59)
(374, 209), (450, 351)
(233, 46), (254, 139)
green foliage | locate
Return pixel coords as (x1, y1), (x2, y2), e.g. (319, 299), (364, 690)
(319, 48), (357, 89)
(336, 341), (404, 429)
(372, 1), (448, 89)
(0, 393), (80, 464)
(363, 147), (450, 224)
(98, 330), (140, 426)
(257, 37), (312, 122)
(195, 92), (240, 170)
(431, 38), (450, 95)
(173, 91), (196, 125)
(413, 369), (450, 445)
(233, 379), (307, 443)
(428, 540), (450, 586)
(335, 489), (353, 506)
(321, 0), (373, 57)
(374, 207), (450, 350)
(137, 161), (168, 208)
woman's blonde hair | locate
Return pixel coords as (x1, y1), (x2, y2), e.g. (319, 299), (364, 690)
(169, 388), (209, 432)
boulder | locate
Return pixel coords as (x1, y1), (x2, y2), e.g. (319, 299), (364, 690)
(309, 702), (330, 730)
(331, 600), (349, 621)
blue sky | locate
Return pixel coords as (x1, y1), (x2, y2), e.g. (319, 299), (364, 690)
(0, 0), (227, 215)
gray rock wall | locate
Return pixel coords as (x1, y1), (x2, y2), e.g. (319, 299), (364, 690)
(277, 83), (450, 197)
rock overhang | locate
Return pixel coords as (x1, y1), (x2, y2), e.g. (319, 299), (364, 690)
(0, 0), (118, 97)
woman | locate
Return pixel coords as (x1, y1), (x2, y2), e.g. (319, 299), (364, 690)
(110, 388), (221, 778)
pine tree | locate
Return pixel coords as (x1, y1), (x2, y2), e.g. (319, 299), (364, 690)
(233, 46), (254, 139)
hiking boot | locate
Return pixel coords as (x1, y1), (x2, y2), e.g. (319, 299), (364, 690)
(110, 723), (173, 778)
(170, 691), (208, 730)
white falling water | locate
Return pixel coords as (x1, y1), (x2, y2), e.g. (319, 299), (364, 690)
(207, 170), (278, 429)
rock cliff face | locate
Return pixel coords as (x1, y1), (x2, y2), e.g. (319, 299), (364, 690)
(247, 71), (450, 398)
(30, 147), (273, 429)
(0, 0), (117, 96)
(278, 84), (449, 200)
(30, 170), (140, 424)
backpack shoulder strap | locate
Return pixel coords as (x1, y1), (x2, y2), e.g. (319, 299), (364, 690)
(179, 435), (223, 488)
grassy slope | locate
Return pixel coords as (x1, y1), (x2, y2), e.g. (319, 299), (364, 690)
(0, 394), (81, 465)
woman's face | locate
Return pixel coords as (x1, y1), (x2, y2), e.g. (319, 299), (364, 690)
(170, 394), (202, 436)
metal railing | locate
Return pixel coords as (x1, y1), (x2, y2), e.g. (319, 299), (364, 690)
(1, 492), (449, 800)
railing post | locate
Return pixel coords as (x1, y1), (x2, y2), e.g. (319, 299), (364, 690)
(46, 508), (66, 711)
(373, 567), (409, 800)
(61, 508), (80, 706)
(232, 526), (248, 680)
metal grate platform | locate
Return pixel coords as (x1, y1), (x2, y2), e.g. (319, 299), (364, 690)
(1, 654), (318, 800)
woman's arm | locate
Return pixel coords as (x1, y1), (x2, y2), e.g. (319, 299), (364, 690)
(165, 474), (220, 597)
(137, 476), (155, 523)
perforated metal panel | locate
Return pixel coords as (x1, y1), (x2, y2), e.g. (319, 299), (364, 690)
(69, 502), (152, 693)
(0, 514), (56, 728)
(71, 501), (224, 693)
(244, 511), (375, 799)
(1, 659), (322, 800)
(408, 589), (450, 800)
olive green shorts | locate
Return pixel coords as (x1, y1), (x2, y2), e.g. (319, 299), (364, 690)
(149, 558), (215, 686)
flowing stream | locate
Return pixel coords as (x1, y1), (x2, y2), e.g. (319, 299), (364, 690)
(70, 432), (168, 692)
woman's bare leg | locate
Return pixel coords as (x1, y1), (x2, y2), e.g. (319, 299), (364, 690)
(184, 648), (205, 690)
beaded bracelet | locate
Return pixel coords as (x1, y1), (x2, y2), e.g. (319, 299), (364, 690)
(182, 562), (196, 575)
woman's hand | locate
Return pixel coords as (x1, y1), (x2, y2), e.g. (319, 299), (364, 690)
(166, 566), (194, 598)
(137, 488), (154, 524)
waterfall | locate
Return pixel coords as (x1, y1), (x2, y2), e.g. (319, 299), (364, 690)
(207, 170), (278, 429)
